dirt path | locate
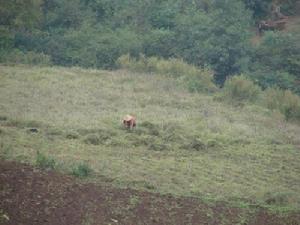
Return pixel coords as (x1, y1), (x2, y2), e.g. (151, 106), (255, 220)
(0, 161), (299, 225)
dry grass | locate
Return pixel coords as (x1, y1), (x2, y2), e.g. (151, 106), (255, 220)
(0, 64), (300, 211)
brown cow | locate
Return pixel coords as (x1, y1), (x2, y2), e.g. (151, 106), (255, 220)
(123, 115), (136, 129)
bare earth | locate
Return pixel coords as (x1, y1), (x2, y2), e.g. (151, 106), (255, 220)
(0, 161), (299, 225)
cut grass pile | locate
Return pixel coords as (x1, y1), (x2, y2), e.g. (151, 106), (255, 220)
(0, 65), (300, 211)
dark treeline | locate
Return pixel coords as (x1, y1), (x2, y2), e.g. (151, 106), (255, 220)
(0, 0), (299, 91)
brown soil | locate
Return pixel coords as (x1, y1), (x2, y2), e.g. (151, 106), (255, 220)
(0, 160), (299, 225)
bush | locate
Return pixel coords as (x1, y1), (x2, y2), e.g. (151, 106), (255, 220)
(72, 162), (92, 178)
(183, 67), (217, 93)
(263, 87), (300, 120)
(222, 75), (261, 103)
(36, 151), (56, 170)
(117, 54), (147, 72)
(117, 54), (216, 93)
(0, 49), (52, 66)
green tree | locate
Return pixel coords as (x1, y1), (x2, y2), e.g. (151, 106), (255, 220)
(249, 31), (300, 93)
(174, 0), (252, 84)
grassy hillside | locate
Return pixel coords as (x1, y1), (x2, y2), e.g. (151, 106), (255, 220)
(1, 65), (300, 211)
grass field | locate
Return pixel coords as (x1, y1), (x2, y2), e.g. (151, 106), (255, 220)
(1, 64), (300, 211)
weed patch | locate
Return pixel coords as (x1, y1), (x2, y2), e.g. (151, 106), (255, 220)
(72, 162), (93, 178)
(36, 151), (56, 170)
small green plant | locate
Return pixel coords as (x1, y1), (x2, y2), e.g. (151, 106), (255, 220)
(72, 162), (92, 178)
(222, 75), (261, 103)
(36, 151), (56, 170)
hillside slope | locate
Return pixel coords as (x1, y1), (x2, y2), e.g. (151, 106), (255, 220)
(0, 65), (300, 210)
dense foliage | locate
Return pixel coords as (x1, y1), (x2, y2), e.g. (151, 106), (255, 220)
(0, 0), (299, 90)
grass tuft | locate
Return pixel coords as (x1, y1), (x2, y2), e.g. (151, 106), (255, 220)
(71, 162), (93, 178)
(36, 151), (56, 170)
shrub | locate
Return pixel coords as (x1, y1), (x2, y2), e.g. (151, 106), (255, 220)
(117, 54), (216, 93)
(222, 75), (261, 103)
(183, 67), (217, 93)
(0, 49), (52, 66)
(72, 162), (92, 178)
(263, 87), (300, 120)
(36, 151), (56, 170)
(117, 54), (148, 72)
